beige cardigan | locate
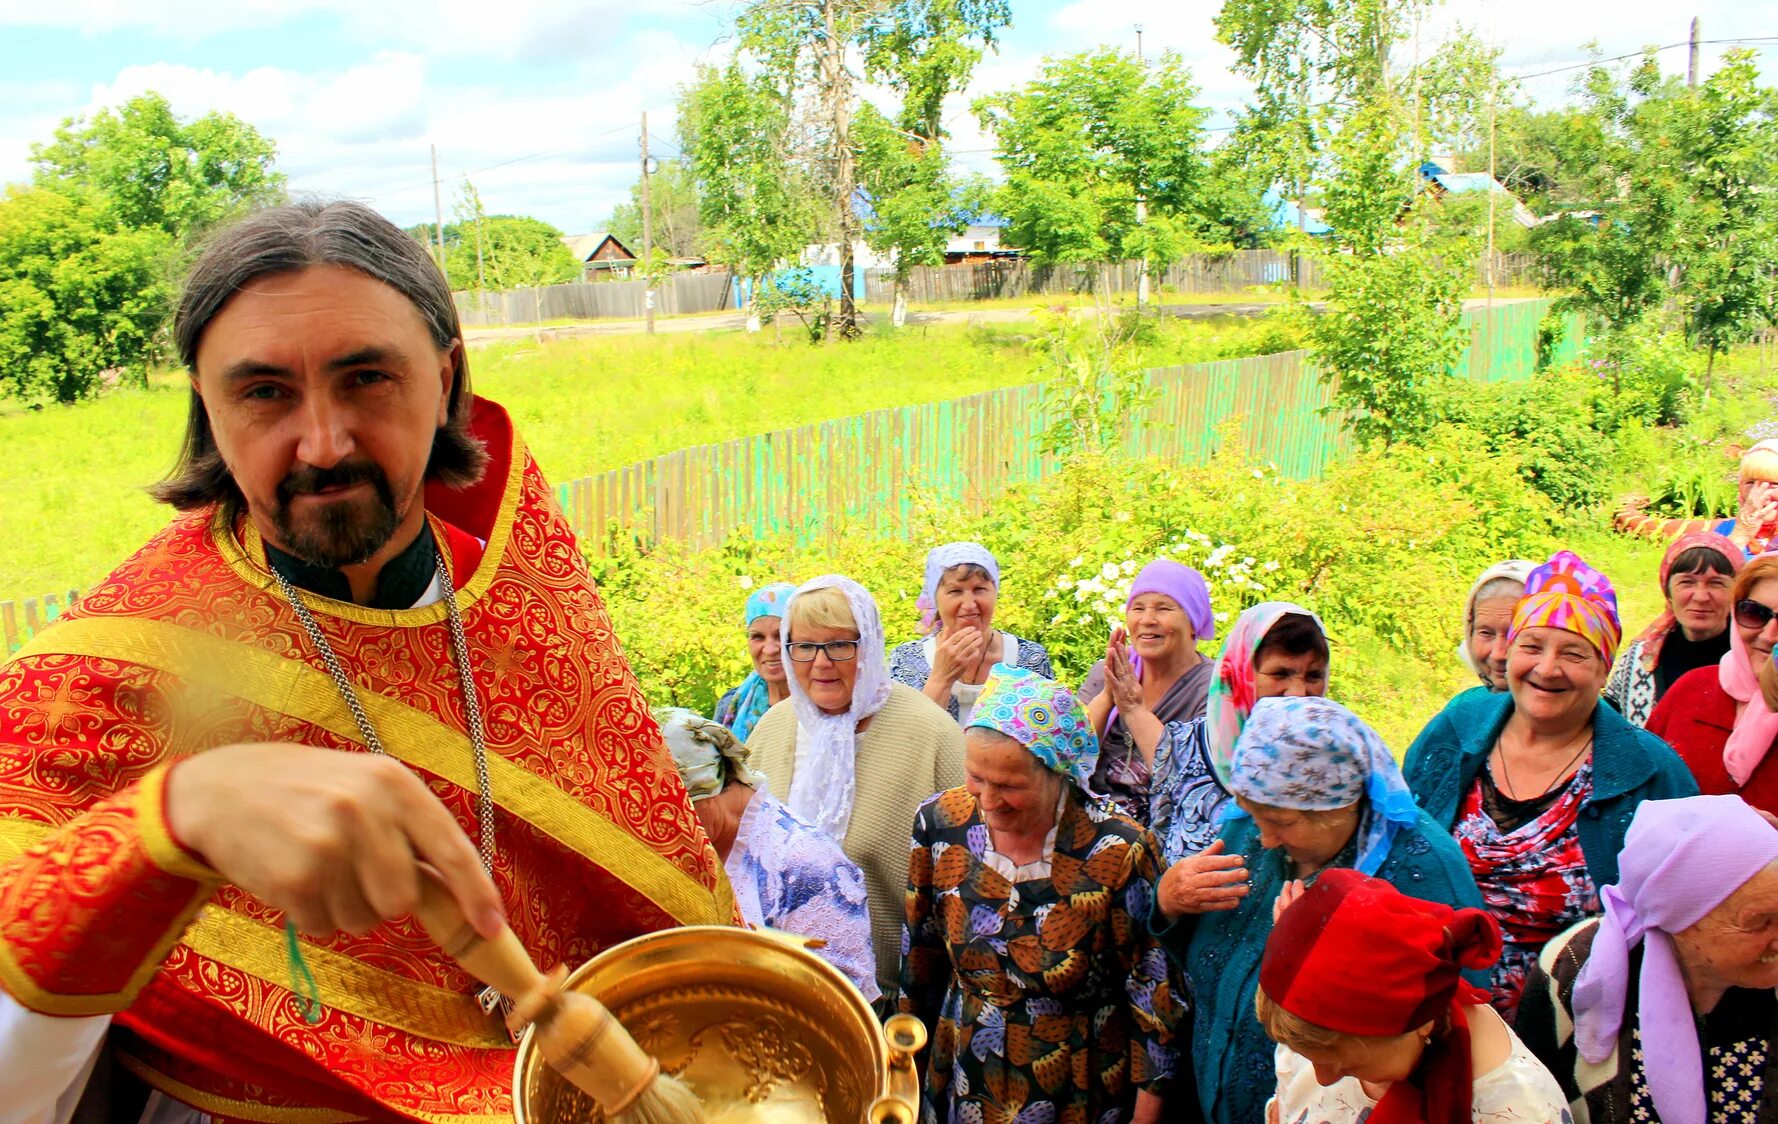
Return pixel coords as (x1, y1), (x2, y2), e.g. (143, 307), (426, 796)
(747, 682), (966, 998)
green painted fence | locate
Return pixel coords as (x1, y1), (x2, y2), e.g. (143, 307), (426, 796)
(2, 299), (1576, 656)
(552, 298), (1581, 554)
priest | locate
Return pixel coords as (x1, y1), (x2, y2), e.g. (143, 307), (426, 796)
(0, 200), (734, 1122)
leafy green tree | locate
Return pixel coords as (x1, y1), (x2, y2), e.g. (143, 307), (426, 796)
(0, 186), (177, 404)
(855, 103), (986, 325)
(857, 0), (1013, 140)
(975, 49), (1232, 269)
(604, 159), (705, 260)
(1666, 51), (1778, 395)
(31, 92), (284, 241)
(1461, 105), (1608, 210)
(677, 61), (819, 328)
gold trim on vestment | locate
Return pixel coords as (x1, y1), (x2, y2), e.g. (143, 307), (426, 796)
(0, 812), (218, 1016)
(209, 429), (528, 627)
(115, 1053), (371, 1124)
(0, 815), (512, 1048)
(11, 616), (731, 928)
(135, 764), (225, 883)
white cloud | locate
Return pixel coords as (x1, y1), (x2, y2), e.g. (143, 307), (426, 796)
(0, 0), (706, 64)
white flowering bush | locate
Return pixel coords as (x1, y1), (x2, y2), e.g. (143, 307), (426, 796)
(1044, 534), (1279, 639)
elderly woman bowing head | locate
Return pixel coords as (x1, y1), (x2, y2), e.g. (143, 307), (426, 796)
(899, 666), (1180, 1124)
(747, 575), (965, 1002)
(1518, 795), (1778, 1124)
(1155, 696), (1483, 1124)
(656, 707), (877, 1001)
(1405, 550), (1697, 1021)
(1259, 871), (1568, 1124)
(889, 542), (1054, 726)
(713, 581), (798, 741)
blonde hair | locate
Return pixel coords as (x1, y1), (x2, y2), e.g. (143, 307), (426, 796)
(787, 586), (857, 636)
(1254, 988), (1421, 1054)
(1733, 555), (1778, 606)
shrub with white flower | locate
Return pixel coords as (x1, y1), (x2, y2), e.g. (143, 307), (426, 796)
(1044, 533), (1281, 634)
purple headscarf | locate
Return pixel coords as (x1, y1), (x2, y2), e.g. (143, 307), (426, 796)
(1106, 560), (1217, 734)
(1126, 559), (1216, 643)
(1573, 795), (1778, 1124)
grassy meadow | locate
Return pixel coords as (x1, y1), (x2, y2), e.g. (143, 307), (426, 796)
(1, 313), (1300, 604)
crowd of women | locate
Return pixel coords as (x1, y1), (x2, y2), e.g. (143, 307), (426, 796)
(651, 442), (1778, 1124)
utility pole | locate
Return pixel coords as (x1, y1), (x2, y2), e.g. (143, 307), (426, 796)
(1688, 16), (1701, 87)
(641, 112), (656, 335)
(823, 0), (860, 340)
(1486, 76), (1497, 308)
(1135, 24), (1144, 63)
(430, 144), (446, 274)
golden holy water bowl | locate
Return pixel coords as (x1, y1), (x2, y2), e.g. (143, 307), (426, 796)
(513, 926), (926, 1124)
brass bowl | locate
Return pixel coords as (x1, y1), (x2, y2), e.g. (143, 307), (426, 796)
(513, 926), (926, 1124)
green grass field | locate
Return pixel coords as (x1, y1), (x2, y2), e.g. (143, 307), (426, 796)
(1, 314), (1305, 604)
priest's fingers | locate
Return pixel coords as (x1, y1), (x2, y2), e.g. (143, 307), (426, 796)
(354, 803), (422, 927)
(395, 771), (504, 940)
(322, 855), (383, 938)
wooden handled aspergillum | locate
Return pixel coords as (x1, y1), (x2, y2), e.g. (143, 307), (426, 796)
(412, 871), (704, 1124)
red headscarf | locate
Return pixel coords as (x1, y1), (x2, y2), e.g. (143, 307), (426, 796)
(1260, 870), (1502, 1124)
(1632, 530), (1744, 672)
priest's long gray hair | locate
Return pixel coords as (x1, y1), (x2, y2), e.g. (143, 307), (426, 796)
(151, 199), (487, 510)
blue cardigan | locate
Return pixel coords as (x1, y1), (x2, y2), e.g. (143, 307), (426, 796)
(1154, 811), (1483, 1124)
(1402, 689), (1698, 888)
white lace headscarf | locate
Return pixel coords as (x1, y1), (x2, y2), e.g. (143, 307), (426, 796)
(781, 575), (893, 839)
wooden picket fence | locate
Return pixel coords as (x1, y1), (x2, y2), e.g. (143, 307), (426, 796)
(2, 298), (1576, 657)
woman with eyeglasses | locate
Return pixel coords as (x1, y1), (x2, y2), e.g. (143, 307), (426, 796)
(1404, 551), (1696, 1022)
(746, 574), (965, 1003)
(1648, 551), (1778, 814)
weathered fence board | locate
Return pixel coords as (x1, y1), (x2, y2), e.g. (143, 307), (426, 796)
(454, 271), (735, 326)
(5, 299), (1575, 657)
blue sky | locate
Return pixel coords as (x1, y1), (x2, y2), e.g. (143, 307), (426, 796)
(2, 0), (1774, 234)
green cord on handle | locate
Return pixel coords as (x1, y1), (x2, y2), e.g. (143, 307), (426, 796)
(284, 921), (325, 1026)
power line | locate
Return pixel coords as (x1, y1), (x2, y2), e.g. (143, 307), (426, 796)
(1508, 36), (1778, 81)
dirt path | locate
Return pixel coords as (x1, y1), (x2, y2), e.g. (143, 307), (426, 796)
(461, 296), (1541, 346)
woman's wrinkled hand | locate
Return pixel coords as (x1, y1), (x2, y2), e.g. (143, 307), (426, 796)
(1157, 839), (1250, 920)
(1105, 630), (1146, 714)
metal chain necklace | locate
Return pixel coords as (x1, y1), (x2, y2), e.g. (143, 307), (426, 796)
(1495, 729), (1594, 802)
(270, 546), (510, 1023)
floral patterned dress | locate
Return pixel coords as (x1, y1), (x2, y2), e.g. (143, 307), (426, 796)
(899, 787), (1181, 1124)
(1455, 763), (1599, 1021)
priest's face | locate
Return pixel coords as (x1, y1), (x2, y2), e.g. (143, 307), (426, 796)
(192, 264), (455, 569)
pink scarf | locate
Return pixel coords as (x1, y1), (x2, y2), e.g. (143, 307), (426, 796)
(1719, 622), (1778, 786)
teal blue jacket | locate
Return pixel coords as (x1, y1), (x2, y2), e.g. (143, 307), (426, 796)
(1402, 689), (1698, 889)
(1153, 811), (1483, 1124)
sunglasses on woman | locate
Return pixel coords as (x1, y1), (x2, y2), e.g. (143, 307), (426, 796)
(1735, 599), (1778, 630)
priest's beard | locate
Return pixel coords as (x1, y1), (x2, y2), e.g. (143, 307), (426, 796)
(272, 460), (404, 568)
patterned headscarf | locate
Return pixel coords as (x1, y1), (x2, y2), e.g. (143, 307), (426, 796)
(719, 581), (801, 743)
(917, 542), (999, 635)
(781, 576), (893, 840)
(1631, 532), (1743, 672)
(745, 581), (798, 627)
(1574, 796), (1778, 1124)
(655, 707), (765, 801)
(1225, 696), (1420, 877)
(1509, 550), (1623, 667)
(966, 664), (1100, 791)
(1719, 557), (1778, 787)
(1205, 602), (1327, 786)
(1458, 560), (1536, 684)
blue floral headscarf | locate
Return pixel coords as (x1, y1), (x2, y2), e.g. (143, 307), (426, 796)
(966, 664), (1100, 791)
(1224, 695), (1419, 876)
(745, 582), (798, 626)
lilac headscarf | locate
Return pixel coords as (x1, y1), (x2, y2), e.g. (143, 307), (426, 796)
(1126, 559), (1216, 643)
(1573, 795), (1778, 1124)
(917, 542), (999, 635)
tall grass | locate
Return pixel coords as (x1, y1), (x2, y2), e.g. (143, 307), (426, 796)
(1, 315), (1298, 603)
